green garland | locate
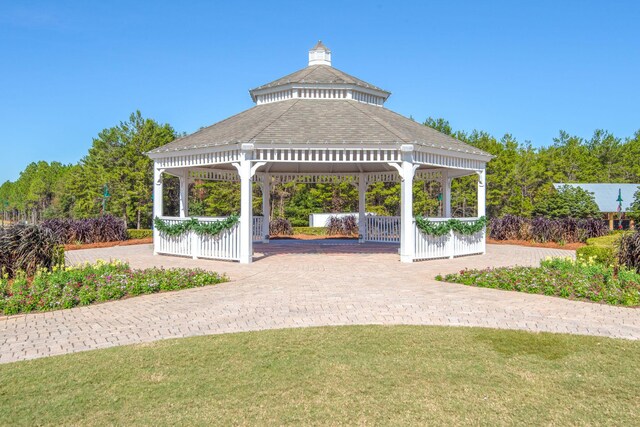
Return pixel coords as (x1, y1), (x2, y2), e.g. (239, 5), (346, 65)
(154, 214), (240, 237)
(415, 216), (487, 236)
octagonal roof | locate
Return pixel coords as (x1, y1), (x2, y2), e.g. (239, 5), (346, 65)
(148, 98), (491, 159)
(250, 64), (389, 99)
(149, 43), (491, 161)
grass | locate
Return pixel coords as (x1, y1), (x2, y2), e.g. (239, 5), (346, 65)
(1, 325), (639, 425)
(292, 226), (327, 235)
(126, 228), (153, 240)
(585, 233), (624, 248)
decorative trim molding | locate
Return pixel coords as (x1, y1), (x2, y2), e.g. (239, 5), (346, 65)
(251, 83), (390, 105)
(186, 169), (444, 185)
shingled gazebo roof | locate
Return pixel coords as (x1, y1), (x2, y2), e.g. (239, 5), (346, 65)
(149, 99), (489, 157)
(150, 41), (491, 163)
(249, 64), (389, 95)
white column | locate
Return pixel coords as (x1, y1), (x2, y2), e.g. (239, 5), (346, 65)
(477, 169), (486, 218)
(477, 168), (487, 255)
(235, 144), (255, 264)
(152, 164), (163, 255)
(444, 175), (452, 218)
(179, 169), (189, 218)
(358, 175), (367, 242)
(262, 175), (270, 243)
(399, 145), (416, 263)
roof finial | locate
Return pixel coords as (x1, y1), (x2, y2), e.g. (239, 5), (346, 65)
(308, 40), (331, 67)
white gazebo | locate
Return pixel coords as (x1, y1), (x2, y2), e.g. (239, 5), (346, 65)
(148, 42), (492, 264)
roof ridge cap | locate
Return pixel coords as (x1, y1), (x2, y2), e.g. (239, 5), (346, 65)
(346, 101), (410, 143)
(326, 66), (389, 93)
(151, 105), (264, 152)
(251, 66), (318, 91)
(245, 99), (300, 142)
(380, 107), (490, 155)
(296, 65), (319, 82)
(323, 65), (353, 83)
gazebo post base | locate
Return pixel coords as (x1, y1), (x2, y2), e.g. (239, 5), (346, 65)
(400, 254), (413, 263)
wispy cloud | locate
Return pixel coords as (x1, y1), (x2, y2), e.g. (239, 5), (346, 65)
(0, 4), (66, 30)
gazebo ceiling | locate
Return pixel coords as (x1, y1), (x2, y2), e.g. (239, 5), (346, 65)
(191, 159), (466, 176)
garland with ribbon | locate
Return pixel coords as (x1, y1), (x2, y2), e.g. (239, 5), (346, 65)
(415, 216), (487, 236)
(154, 214), (240, 237)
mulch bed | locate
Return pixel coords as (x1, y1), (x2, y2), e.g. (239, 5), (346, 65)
(270, 234), (357, 241)
(64, 238), (153, 251)
(487, 238), (583, 250)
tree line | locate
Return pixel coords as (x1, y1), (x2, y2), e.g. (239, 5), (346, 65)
(1, 112), (639, 228)
(0, 112), (177, 228)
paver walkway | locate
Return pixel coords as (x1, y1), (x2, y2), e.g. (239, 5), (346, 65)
(2, 242), (639, 364)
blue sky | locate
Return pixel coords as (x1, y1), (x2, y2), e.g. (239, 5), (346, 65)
(1, 0), (639, 183)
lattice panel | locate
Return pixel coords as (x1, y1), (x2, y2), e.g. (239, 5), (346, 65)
(254, 148), (402, 163)
(187, 169), (444, 185)
(269, 173), (359, 184)
(415, 170), (444, 181)
(189, 170), (240, 182)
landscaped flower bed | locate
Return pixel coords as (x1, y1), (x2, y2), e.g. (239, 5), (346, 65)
(436, 257), (640, 306)
(0, 260), (228, 316)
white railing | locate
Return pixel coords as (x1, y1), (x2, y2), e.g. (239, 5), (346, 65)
(253, 216), (264, 242)
(155, 216), (240, 261)
(413, 218), (485, 261)
(156, 217), (192, 257)
(155, 216), (485, 263)
(365, 216), (400, 243)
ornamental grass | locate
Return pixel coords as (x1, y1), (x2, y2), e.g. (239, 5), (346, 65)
(269, 218), (293, 236)
(437, 256), (640, 306)
(618, 230), (640, 273)
(325, 215), (358, 236)
(0, 260), (228, 316)
(489, 215), (608, 244)
(0, 224), (64, 278)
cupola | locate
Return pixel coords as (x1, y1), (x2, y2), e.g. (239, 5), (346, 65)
(308, 40), (331, 66)
(249, 42), (391, 106)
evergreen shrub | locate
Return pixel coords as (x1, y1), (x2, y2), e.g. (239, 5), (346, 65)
(127, 229), (153, 239)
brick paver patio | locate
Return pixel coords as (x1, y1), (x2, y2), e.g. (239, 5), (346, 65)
(1, 242), (639, 364)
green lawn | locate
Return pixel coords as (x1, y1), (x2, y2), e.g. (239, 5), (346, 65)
(1, 326), (639, 425)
